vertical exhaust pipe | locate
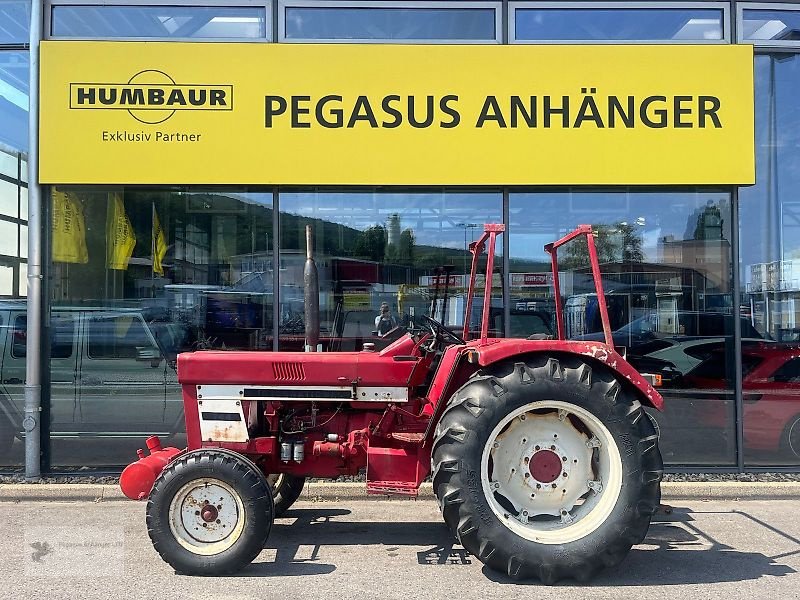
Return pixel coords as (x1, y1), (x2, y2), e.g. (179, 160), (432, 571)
(304, 225), (320, 352)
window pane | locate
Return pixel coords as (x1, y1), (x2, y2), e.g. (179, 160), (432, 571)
(279, 190), (503, 351)
(742, 9), (800, 42)
(51, 5), (268, 39)
(284, 7), (496, 41)
(88, 315), (157, 359)
(13, 314), (76, 359)
(0, 51), (29, 154)
(0, 1), (30, 44)
(740, 54), (800, 467)
(510, 189), (735, 466)
(48, 187), (273, 467)
(0, 219), (18, 257)
(514, 8), (724, 41)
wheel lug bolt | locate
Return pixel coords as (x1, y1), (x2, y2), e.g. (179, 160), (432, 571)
(493, 442), (499, 449)
(522, 510), (528, 516)
(520, 415), (526, 421)
(563, 472), (568, 478)
(562, 456), (567, 462)
(551, 483), (557, 489)
(535, 445), (540, 451)
(536, 484), (541, 489)
(195, 511), (200, 516)
(524, 457), (529, 464)
(524, 473), (530, 478)
(202, 523), (208, 527)
(550, 445), (556, 450)
(216, 519), (221, 524)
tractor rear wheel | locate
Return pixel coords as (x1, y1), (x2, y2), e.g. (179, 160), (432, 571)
(146, 449), (273, 575)
(432, 355), (662, 583)
(267, 474), (306, 516)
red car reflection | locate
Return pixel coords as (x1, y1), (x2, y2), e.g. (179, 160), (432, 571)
(685, 343), (800, 460)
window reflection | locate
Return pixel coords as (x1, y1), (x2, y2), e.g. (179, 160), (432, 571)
(513, 7), (724, 41)
(51, 5), (268, 39)
(283, 6), (497, 41)
(0, 1), (29, 45)
(43, 187), (273, 467)
(742, 9), (800, 42)
(279, 190), (503, 350)
(510, 189), (735, 466)
(740, 53), (800, 466)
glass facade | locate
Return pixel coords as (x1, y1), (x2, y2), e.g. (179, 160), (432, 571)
(281, 3), (498, 42)
(510, 189), (736, 466)
(2, 1), (800, 472)
(512, 5), (726, 42)
(0, 42), (28, 468)
(50, 5), (270, 40)
(740, 53), (800, 466)
(279, 190), (503, 350)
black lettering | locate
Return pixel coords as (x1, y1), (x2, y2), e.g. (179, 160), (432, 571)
(209, 89), (227, 106)
(316, 95), (344, 128)
(189, 89), (207, 106)
(99, 88), (117, 106)
(543, 96), (569, 128)
(673, 96), (693, 128)
(381, 95), (402, 128)
(347, 96), (378, 128)
(292, 95), (311, 128)
(167, 88), (187, 106)
(476, 96), (507, 128)
(119, 88), (144, 106)
(608, 96), (634, 128)
(640, 96), (668, 128)
(265, 95), (287, 127)
(76, 87), (95, 105)
(574, 94), (604, 128)
(510, 96), (536, 128)
(408, 96), (435, 128)
(148, 88), (164, 106)
(440, 95), (460, 128)
(699, 96), (722, 128)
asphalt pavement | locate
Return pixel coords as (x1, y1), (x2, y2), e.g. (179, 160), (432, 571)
(0, 497), (797, 600)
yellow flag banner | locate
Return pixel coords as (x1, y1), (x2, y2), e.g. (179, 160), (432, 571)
(106, 193), (136, 270)
(52, 189), (88, 264)
(152, 205), (167, 276)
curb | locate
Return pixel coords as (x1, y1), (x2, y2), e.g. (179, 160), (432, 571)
(1, 481), (800, 502)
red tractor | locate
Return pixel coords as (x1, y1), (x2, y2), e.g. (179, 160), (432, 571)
(120, 224), (663, 583)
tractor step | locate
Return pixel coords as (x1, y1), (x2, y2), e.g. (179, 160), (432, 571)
(366, 481), (419, 497)
(389, 432), (425, 443)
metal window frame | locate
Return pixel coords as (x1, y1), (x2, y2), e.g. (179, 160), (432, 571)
(278, 0), (502, 44)
(738, 2), (800, 47)
(45, 0), (274, 42)
(509, 1), (731, 44)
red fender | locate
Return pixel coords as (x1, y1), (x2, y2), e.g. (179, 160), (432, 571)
(467, 339), (664, 411)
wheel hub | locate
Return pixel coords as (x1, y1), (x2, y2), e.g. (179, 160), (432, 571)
(201, 504), (219, 523)
(529, 449), (562, 483)
(172, 480), (241, 546)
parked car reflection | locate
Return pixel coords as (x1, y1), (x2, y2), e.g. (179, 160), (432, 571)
(685, 342), (800, 462)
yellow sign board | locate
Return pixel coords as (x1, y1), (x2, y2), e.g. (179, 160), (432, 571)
(39, 41), (755, 186)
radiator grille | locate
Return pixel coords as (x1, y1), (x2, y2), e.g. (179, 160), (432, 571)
(272, 361), (305, 381)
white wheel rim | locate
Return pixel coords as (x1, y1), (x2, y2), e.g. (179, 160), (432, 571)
(480, 400), (623, 545)
(168, 478), (246, 556)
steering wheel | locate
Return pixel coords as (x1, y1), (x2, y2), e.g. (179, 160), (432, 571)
(420, 314), (466, 347)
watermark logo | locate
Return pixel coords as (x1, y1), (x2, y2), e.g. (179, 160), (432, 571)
(25, 526), (125, 577)
(69, 69), (233, 124)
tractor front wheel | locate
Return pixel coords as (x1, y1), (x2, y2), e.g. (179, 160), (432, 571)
(146, 449), (273, 575)
(432, 355), (662, 583)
